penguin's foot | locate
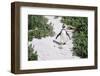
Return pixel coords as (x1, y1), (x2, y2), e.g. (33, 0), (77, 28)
(63, 43), (66, 45)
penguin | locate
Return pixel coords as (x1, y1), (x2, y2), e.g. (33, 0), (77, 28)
(55, 24), (71, 45)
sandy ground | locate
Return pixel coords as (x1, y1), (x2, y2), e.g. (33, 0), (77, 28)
(32, 16), (79, 60)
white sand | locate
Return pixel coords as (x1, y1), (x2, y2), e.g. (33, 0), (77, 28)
(32, 16), (79, 60)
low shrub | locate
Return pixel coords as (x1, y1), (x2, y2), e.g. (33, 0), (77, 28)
(61, 16), (88, 58)
(28, 44), (38, 61)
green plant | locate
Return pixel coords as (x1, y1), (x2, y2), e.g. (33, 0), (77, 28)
(28, 44), (38, 61)
(28, 15), (55, 41)
(61, 16), (88, 58)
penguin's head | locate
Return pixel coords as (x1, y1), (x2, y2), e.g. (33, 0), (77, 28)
(62, 24), (65, 28)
